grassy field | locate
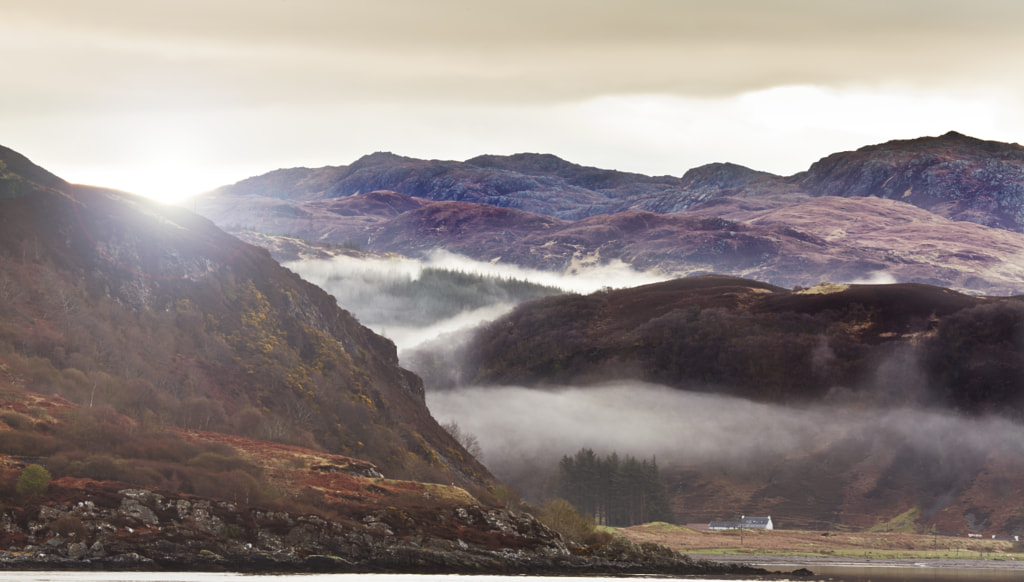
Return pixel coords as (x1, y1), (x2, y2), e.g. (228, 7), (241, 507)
(617, 522), (1023, 562)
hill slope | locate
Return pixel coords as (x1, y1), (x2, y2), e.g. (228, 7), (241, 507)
(792, 131), (1024, 231)
(0, 145), (486, 487)
(460, 275), (1024, 414)
(421, 276), (1024, 534)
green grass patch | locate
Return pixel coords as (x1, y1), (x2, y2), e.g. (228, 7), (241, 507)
(871, 507), (921, 533)
(693, 546), (1016, 562)
(636, 521), (697, 534)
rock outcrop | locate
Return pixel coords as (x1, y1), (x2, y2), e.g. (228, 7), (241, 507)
(0, 482), (762, 576)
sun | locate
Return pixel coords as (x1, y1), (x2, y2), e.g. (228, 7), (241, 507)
(60, 115), (246, 204)
(68, 159), (241, 205)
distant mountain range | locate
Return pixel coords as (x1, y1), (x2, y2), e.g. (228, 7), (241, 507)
(194, 131), (1024, 295)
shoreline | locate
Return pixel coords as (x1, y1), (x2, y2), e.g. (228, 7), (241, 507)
(689, 552), (1024, 571)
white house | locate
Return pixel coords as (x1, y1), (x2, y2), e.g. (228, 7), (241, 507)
(708, 515), (774, 531)
(741, 515), (773, 530)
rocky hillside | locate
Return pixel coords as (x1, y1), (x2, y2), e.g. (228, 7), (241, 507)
(0, 145), (486, 487)
(792, 131), (1024, 231)
(196, 131), (1024, 227)
(193, 132), (1024, 295)
(0, 145), (776, 574)
(0, 391), (756, 576)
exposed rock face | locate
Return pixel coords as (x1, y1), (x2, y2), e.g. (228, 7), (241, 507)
(792, 132), (1024, 231)
(0, 482), (756, 576)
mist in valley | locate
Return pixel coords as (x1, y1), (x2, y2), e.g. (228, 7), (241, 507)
(286, 250), (1024, 522)
(286, 250), (669, 351)
(426, 382), (1024, 505)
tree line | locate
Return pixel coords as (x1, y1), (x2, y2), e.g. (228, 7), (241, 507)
(556, 448), (672, 527)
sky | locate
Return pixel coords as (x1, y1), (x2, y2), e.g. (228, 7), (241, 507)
(3, 0), (1024, 203)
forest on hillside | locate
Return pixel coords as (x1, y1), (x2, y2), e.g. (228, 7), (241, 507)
(461, 279), (1024, 417)
(289, 261), (565, 330)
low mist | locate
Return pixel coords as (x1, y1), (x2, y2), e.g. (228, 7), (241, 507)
(427, 382), (1024, 502)
(286, 250), (668, 351)
(286, 249), (1024, 521)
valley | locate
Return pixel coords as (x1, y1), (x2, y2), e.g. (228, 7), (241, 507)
(4, 132), (1024, 572)
(189, 132), (1024, 541)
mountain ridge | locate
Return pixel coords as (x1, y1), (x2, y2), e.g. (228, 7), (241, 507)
(200, 130), (1024, 224)
(193, 132), (1024, 295)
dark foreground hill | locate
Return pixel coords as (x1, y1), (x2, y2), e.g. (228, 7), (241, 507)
(0, 144), (485, 488)
(430, 275), (1024, 533)
(460, 275), (1024, 415)
(193, 132), (1024, 295)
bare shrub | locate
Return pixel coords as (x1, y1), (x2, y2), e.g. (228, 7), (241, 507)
(0, 430), (56, 456)
(48, 515), (88, 541)
(536, 498), (595, 544)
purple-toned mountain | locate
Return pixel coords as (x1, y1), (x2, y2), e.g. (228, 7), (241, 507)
(200, 131), (1024, 226)
(198, 151), (717, 221)
(791, 131), (1024, 231)
(194, 132), (1024, 294)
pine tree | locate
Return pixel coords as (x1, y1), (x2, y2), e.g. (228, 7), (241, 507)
(556, 448), (673, 527)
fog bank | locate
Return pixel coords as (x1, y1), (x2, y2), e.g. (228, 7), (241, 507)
(427, 382), (1024, 500)
(286, 250), (669, 352)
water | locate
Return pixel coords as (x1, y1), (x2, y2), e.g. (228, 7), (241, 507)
(804, 564), (1024, 581)
(0, 570), (1022, 582)
(0, 576), (651, 582)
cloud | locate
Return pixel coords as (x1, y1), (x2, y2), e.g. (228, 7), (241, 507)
(6, 1), (1024, 203)
(417, 250), (669, 295)
(847, 271), (899, 285)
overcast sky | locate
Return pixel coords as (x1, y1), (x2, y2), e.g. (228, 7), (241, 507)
(3, 0), (1024, 202)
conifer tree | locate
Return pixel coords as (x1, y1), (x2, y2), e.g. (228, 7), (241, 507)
(556, 448), (672, 526)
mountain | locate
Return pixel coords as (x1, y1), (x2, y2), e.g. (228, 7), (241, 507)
(459, 275), (1019, 414)
(207, 151), (699, 220)
(193, 132), (1024, 295)
(182, 133), (1024, 534)
(198, 131), (1024, 226)
(0, 145), (486, 487)
(0, 145), (764, 574)
(792, 131), (1024, 231)
(441, 275), (1024, 532)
